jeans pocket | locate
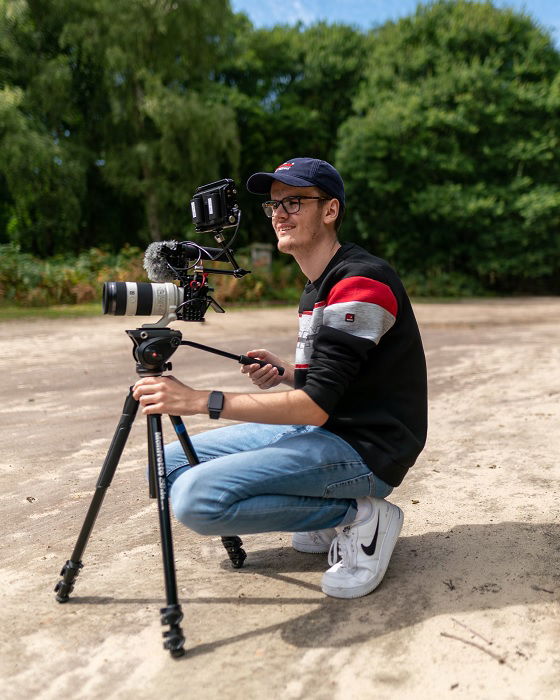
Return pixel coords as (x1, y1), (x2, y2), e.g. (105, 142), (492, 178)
(323, 471), (375, 499)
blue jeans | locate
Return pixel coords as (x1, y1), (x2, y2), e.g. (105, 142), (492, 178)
(164, 422), (393, 536)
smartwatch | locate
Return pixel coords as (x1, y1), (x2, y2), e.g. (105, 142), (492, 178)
(207, 390), (224, 419)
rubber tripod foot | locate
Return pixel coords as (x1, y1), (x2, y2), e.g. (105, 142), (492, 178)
(221, 536), (247, 569)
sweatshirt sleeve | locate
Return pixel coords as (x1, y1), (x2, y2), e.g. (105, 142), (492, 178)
(301, 276), (398, 414)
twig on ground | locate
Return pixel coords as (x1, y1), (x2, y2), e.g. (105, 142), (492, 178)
(451, 617), (493, 646)
(440, 632), (512, 668)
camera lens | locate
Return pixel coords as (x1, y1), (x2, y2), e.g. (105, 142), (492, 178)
(102, 282), (183, 316)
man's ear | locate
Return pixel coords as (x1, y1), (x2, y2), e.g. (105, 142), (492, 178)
(323, 198), (340, 226)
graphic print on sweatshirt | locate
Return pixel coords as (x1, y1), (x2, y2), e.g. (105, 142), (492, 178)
(295, 276), (398, 370)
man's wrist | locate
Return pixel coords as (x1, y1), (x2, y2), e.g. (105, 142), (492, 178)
(192, 389), (211, 416)
(282, 365), (296, 387)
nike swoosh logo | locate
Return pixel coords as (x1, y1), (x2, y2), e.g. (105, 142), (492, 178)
(361, 518), (380, 556)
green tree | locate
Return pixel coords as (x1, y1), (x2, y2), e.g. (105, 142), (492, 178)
(337, 0), (560, 293)
(63, 0), (240, 244)
(0, 0), (240, 255)
(219, 18), (368, 243)
(0, 1), (89, 255)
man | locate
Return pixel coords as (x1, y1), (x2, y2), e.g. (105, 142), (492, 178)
(133, 157), (427, 599)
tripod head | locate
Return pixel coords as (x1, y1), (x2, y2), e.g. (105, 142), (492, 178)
(127, 328), (182, 376)
(127, 325), (285, 379)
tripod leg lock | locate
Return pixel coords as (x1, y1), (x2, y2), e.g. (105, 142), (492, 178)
(160, 604), (186, 657)
(54, 559), (84, 602)
(160, 604), (184, 627)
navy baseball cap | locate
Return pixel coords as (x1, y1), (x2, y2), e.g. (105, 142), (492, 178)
(247, 157), (345, 210)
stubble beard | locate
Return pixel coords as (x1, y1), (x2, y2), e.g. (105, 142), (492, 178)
(276, 223), (321, 257)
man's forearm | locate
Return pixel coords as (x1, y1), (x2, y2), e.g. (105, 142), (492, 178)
(194, 387), (328, 426)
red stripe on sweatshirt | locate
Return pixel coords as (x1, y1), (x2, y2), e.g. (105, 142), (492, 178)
(326, 277), (398, 317)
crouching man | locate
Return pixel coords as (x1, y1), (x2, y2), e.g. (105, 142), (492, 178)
(133, 157), (427, 598)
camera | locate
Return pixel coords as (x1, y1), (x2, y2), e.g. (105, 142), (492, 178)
(102, 179), (248, 325)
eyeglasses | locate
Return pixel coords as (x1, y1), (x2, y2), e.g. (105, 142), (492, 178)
(262, 196), (328, 218)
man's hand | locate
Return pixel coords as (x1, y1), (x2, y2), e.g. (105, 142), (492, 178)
(241, 349), (295, 389)
(132, 376), (205, 416)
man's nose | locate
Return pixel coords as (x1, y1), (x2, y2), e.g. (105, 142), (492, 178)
(273, 203), (289, 220)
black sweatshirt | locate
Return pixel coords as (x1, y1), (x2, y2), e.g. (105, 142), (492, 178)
(294, 242), (427, 487)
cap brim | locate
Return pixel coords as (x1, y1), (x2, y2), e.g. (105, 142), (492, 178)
(246, 172), (316, 195)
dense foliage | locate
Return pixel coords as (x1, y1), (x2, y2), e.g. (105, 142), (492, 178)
(0, 241), (305, 307)
(1, 0), (559, 299)
(337, 0), (560, 293)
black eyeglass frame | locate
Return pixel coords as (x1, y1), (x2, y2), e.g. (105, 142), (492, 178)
(261, 195), (329, 218)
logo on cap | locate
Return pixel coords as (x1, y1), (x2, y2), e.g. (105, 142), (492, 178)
(275, 162), (294, 172)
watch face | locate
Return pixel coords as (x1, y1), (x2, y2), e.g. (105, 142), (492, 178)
(208, 391), (224, 417)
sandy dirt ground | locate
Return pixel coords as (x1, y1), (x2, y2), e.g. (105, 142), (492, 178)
(0, 299), (559, 699)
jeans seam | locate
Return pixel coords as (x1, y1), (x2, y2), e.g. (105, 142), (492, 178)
(324, 471), (375, 498)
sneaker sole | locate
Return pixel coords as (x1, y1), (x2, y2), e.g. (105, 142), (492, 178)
(321, 506), (403, 599)
(291, 530), (336, 554)
(292, 542), (330, 554)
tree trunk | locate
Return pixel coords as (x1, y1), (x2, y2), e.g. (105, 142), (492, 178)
(143, 169), (162, 241)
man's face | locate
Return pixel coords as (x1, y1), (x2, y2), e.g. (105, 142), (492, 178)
(269, 181), (327, 256)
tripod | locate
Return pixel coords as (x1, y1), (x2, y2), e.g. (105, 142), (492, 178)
(54, 327), (277, 657)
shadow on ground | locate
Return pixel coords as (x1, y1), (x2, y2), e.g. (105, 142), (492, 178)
(65, 521), (559, 659)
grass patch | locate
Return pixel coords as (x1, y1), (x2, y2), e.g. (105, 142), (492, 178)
(0, 302), (102, 320)
(0, 300), (296, 321)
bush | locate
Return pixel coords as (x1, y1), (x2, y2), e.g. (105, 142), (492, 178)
(401, 268), (489, 298)
(0, 243), (146, 306)
(0, 244), (305, 308)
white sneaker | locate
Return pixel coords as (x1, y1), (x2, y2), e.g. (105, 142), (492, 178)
(321, 497), (403, 599)
(292, 528), (337, 553)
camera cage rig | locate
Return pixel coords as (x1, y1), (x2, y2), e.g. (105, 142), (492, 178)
(149, 235), (249, 326)
(148, 179), (250, 326)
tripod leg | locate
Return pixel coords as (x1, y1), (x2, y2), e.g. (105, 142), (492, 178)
(168, 415), (247, 569)
(147, 414), (186, 658)
(54, 390), (139, 602)
(169, 415), (199, 467)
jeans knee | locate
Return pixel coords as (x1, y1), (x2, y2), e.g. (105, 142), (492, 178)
(170, 469), (225, 535)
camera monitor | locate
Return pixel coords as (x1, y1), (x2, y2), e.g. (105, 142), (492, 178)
(190, 179), (240, 233)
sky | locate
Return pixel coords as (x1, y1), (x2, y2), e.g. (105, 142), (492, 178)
(230, 0), (560, 47)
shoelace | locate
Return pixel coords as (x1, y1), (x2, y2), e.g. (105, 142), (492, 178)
(327, 526), (357, 569)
